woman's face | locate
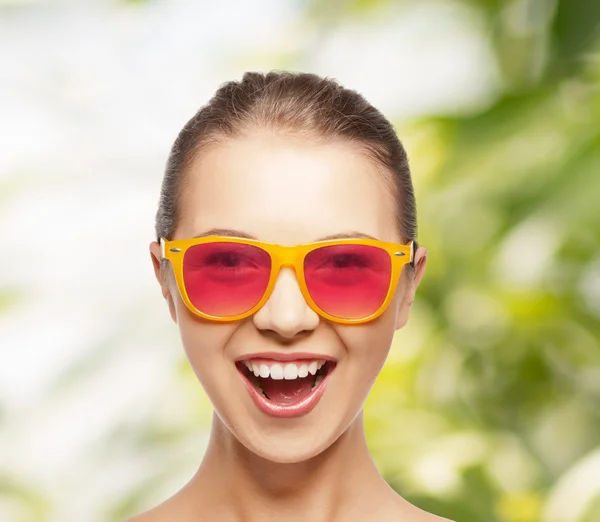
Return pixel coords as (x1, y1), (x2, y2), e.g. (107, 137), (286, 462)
(150, 131), (426, 463)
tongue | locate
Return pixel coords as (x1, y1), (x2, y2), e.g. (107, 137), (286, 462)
(261, 376), (316, 405)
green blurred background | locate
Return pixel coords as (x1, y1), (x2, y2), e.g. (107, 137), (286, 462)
(1, 0), (599, 521)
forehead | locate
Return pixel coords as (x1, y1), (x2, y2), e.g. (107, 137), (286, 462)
(176, 133), (399, 245)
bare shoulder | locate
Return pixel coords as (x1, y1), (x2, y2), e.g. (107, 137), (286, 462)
(124, 507), (166, 522)
(386, 493), (455, 522)
(405, 504), (455, 522)
(422, 514), (455, 522)
(407, 507), (455, 522)
(124, 493), (188, 522)
(124, 513), (154, 522)
(394, 506), (454, 522)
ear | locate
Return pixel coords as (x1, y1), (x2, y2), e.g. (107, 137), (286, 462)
(395, 245), (428, 331)
(149, 241), (178, 323)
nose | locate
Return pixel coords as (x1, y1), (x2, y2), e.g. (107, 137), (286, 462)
(252, 267), (320, 339)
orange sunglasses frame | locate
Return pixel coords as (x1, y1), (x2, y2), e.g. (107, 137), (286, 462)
(160, 235), (414, 325)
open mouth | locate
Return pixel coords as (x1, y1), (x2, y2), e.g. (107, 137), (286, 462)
(235, 358), (336, 417)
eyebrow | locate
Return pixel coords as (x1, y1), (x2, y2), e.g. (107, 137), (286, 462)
(192, 228), (379, 242)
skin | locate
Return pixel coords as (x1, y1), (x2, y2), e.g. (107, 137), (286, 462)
(136, 131), (452, 522)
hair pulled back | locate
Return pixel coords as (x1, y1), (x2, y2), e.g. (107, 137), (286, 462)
(155, 71), (418, 269)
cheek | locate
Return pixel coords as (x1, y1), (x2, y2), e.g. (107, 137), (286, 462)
(172, 297), (235, 379)
(337, 308), (397, 380)
(168, 277), (222, 351)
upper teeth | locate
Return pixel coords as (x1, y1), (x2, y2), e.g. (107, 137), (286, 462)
(243, 360), (326, 380)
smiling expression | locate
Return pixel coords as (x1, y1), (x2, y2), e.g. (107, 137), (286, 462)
(150, 131), (419, 463)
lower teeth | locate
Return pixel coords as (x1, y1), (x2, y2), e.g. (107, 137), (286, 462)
(311, 374), (324, 391)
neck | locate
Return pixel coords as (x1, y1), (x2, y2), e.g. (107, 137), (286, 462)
(188, 410), (393, 522)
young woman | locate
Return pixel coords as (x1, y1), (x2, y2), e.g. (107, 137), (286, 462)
(134, 71), (453, 522)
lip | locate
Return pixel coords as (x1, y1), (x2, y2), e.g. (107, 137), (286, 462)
(235, 351), (337, 363)
(236, 360), (336, 418)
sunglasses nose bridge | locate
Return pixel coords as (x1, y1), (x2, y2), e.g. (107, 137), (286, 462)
(271, 246), (307, 285)
(276, 245), (302, 268)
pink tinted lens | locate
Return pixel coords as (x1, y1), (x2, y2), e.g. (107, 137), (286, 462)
(183, 242), (271, 317)
(304, 244), (391, 319)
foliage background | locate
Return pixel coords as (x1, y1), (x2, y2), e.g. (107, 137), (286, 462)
(0, 0), (599, 521)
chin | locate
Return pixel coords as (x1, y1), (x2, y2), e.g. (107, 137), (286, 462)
(235, 425), (343, 464)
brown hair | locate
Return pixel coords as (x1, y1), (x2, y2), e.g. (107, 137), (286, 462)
(155, 70), (418, 273)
